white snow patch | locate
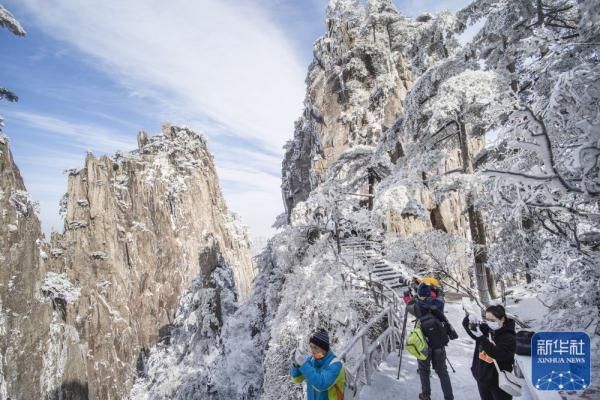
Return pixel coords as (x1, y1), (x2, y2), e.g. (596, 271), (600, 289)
(41, 272), (80, 303)
(9, 190), (38, 216)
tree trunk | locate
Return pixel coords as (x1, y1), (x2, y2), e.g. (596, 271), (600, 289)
(368, 173), (375, 210)
(536, 0), (544, 26)
(335, 220), (342, 254)
(458, 119), (494, 304)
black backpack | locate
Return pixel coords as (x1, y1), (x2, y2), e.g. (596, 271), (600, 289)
(418, 311), (450, 349)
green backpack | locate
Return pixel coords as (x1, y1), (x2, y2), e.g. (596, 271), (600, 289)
(407, 321), (429, 360)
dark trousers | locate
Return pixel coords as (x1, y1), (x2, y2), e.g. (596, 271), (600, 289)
(417, 347), (454, 400)
(477, 382), (512, 400)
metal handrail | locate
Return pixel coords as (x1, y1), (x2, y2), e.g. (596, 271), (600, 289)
(338, 304), (403, 389)
(337, 235), (409, 392)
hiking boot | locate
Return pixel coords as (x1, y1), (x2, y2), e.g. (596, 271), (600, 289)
(418, 394), (431, 400)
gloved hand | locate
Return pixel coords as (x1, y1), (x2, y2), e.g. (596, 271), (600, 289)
(290, 349), (297, 367)
(462, 315), (470, 329)
(294, 349), (308, 367)
(479, 322), (491, 337)
(473, 326), (483, 338)
(447, 323), (459, 340)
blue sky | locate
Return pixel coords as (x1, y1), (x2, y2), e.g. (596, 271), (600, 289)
(0, 0), (473, 241)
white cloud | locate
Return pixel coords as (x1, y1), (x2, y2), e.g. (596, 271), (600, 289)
(217, 162), (283, 239)
(17, 0), (307, 154)
(7, 110), (135, 153)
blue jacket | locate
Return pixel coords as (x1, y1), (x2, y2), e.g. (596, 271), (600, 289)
(290, 351), (345, 400)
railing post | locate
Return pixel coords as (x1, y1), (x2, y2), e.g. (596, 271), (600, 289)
(369, 273), (378, 307)
(388, 307), (394, 353)
(362, 334), (372, 385)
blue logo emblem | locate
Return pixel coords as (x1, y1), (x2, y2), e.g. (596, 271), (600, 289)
(532, 332), (591, 391)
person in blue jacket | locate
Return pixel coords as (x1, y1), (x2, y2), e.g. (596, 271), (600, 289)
(290, 329), (346, 400)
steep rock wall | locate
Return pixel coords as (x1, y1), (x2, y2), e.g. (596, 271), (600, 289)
(45, 126), (255, 399)
(0, 134), (52, 400)
(281, 0), (413, 218)
(0, 126), (255, 400)
(281, 0), (462, 220)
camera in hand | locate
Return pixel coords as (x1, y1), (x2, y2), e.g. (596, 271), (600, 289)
(469, 321), (481, 332)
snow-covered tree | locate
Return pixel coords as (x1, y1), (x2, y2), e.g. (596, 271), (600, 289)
(421, 70), (516, 303)
(386, 230), (472, 291)
(0, 4), (25, 36)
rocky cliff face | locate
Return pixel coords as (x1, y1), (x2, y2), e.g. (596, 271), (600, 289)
(0, 126), (255, 400)
(281, 0), (462, 220)
(281, 0), (412, 218)
(44, 125), (255, 399)
(129, 234), (239, 400)
(0, 134), (52, 400)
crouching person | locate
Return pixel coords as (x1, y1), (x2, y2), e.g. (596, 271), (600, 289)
(290, 329), (346, 399)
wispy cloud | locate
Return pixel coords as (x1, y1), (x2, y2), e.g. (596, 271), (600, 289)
(7, 110), (135, 153)
(16, 0), (307, 154)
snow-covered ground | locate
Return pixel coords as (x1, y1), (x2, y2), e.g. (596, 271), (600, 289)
(360, 298), (536, 400)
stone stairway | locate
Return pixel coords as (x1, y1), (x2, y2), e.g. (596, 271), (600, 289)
(341, 237), (407, 291)
(371, 259), (405, 290)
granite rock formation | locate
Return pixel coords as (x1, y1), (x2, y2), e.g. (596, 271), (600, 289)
(0, 126), (255, 400)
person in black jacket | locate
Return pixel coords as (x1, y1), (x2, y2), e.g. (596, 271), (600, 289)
(462, 304), (517, 400)
(407, 283), (455, 400)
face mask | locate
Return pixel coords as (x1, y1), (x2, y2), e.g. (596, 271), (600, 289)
(487, 321), (502, 331)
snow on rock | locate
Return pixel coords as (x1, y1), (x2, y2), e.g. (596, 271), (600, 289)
(130, 240), (238, 400)
(1, 125), (255, 400)
(9, 190), (37, 217)
(282, 0), (423, 218)
(40, 272), (80, 304)
(37, 125), (256, 399)
(0, 129), (51, 400)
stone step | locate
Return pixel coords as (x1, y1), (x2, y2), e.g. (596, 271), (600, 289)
(372, 266), (393, 272)
(373, 271), (394, 277)
(373, 270), (402, 278)
(379, 276), (402, 283)
(341, 240), (381, 245)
